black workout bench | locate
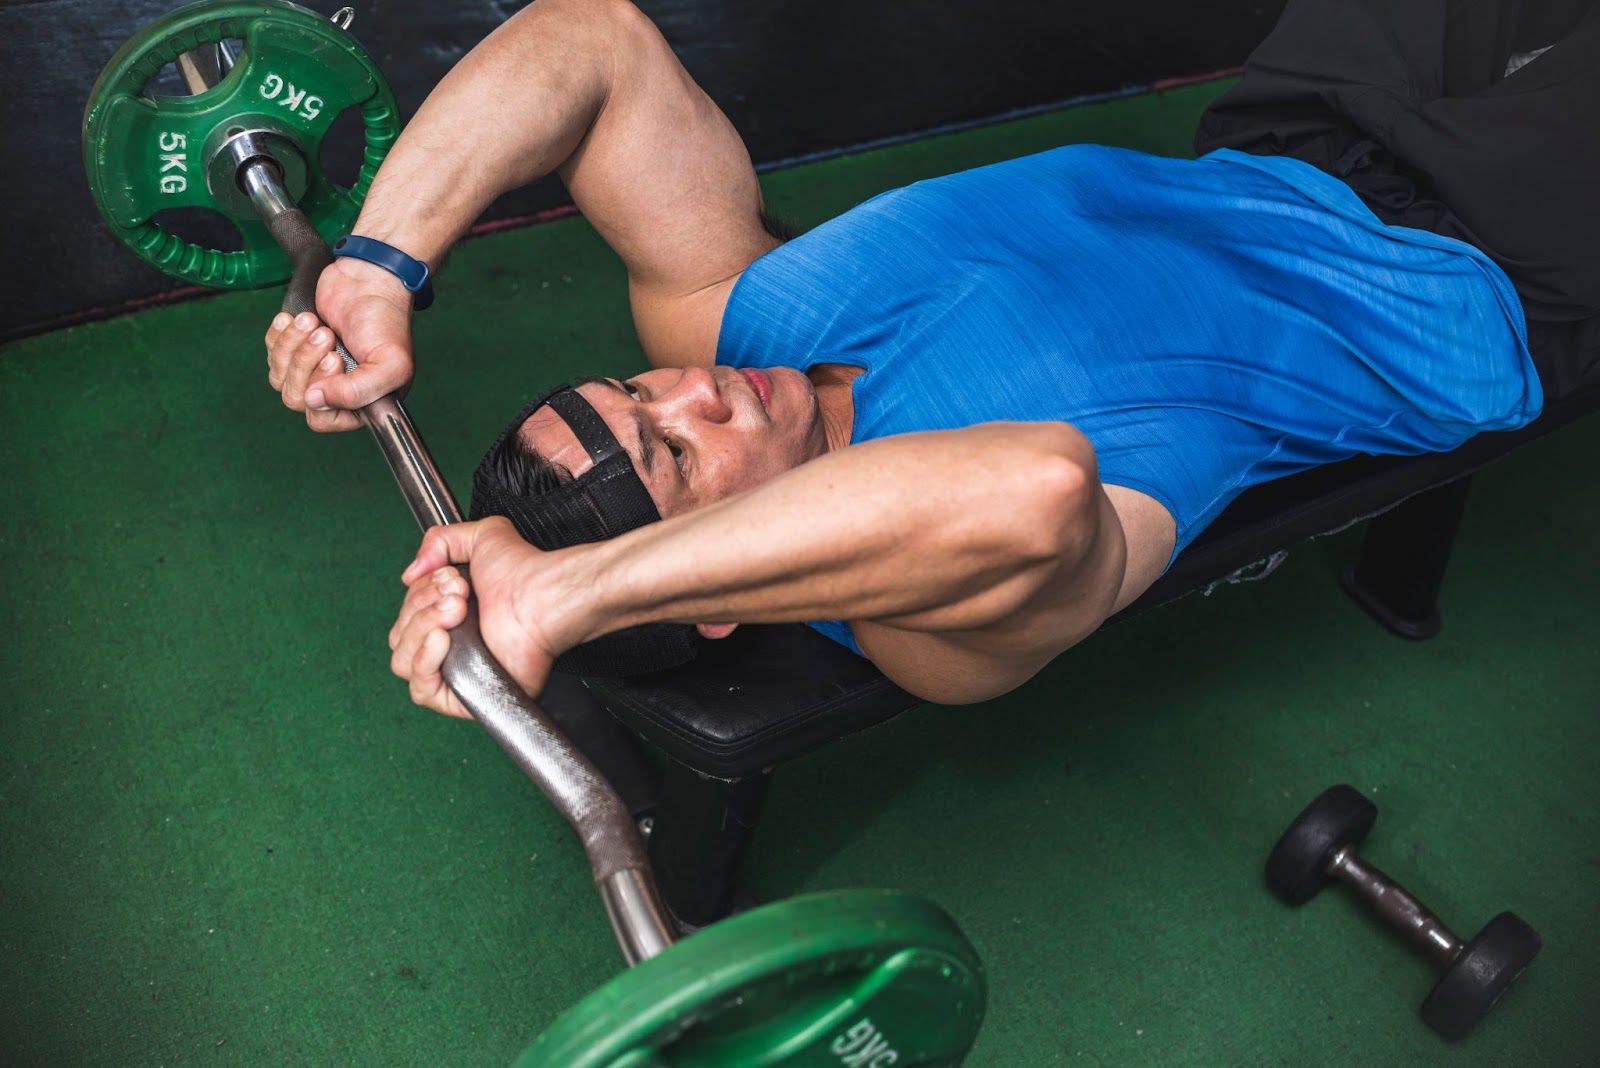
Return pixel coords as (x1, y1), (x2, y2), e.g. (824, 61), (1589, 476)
(543, 383), (1599, 931)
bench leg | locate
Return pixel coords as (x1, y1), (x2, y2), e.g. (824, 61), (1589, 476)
(1340, 475), (1474, 640)
(647, 760), (769, 931)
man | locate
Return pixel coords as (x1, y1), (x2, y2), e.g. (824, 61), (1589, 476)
(264, 0), (1594, 712)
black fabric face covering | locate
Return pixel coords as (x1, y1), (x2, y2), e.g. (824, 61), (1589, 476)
(469, 384), (700, 677)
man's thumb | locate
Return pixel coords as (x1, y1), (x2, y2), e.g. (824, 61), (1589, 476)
(308, 360), (403, 411)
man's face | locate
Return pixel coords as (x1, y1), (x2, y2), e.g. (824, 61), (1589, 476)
(519, 365), (827, 518)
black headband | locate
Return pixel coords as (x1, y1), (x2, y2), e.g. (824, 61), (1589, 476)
(469, 384), (700, 677)
(545, 387), (626, 465)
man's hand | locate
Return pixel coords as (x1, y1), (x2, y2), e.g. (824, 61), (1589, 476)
(388, 517), (566, 719)
(263, 257), (416, 432)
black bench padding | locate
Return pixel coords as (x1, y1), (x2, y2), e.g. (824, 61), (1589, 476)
(587, 383), (1598, 779)
(587, 622), (915, 774)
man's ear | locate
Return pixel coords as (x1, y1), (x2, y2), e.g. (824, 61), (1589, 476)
(696, 622), (739, 640)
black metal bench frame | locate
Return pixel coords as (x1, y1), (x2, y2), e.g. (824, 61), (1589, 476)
(538, 384), (1597, 930)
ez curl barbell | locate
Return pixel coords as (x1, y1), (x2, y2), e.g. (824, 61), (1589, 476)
(82, 4), (987, 1064)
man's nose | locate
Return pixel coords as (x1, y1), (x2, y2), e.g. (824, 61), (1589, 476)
(658, 367), (731, 423)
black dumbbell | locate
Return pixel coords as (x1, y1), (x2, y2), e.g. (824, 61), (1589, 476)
(1265, 784), (1541, 1041)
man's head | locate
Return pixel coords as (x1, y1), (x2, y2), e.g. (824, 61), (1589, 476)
(522, 364), (824, 517)
(470, 364), (826, 675)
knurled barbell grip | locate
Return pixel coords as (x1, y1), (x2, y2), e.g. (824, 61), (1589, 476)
(1328, 845), (1462, 965)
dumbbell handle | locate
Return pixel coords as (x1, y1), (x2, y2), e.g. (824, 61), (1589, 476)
(1329, 845), (1462, 965)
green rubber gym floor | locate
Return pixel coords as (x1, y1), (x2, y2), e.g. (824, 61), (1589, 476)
(3, 79), (1597, 1066)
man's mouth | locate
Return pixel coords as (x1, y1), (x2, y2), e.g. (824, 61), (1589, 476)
(738, 367), (771, 412)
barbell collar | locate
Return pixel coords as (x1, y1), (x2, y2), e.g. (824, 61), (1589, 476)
(226, 134), (307, 218)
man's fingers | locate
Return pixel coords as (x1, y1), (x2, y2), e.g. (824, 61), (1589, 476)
(301, 358), (362, 430)
(390, 593), (472, 720)
(264, 311), (309, 391)
(262, 263), (416, 433)
(412, 627), (472, 719)
(281, 321), (337, 409)
(263, 311), (411, 414)
(386, 557), (476, 722)
(390, 567), (466, 647)
(408, 608), (458, 680)
(263, 312), (292, 352)
(305, 340), (410, 411)
(388, 587), (433, 673)
(402, 524), (489, 584)
(305, 408), (363, 433)
(389, 589), (466, 679)
(265, 312), (329, 409)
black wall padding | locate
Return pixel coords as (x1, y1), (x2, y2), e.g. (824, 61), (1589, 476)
(2, 0), (1284, 342)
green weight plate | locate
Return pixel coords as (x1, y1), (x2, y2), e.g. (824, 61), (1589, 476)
(516, 889), (986, 1068)
(82, 0), (399, 289)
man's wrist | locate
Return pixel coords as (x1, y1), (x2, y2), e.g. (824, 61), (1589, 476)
(328, 253), (410, 290)
(349, 207), (453, 270)
(518, 542), (620, 656)
(332, 235), (434, 309)
(320, 256), (419, 321)
(532, 537), (658, 654)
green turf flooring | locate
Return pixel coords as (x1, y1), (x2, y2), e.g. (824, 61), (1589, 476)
(3, 78), (1598, 1066)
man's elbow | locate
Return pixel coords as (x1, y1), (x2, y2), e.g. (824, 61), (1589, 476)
(1009, 445), (1099, 567)
(522, 0), (659, 62)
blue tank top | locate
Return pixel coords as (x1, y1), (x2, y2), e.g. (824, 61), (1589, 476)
(716, 145), (1542, 654)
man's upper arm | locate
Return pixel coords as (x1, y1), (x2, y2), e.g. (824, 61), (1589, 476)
(849, 477), (1139, 706)
(851, 625), (1058, 706)
(556, 1), (780, 366)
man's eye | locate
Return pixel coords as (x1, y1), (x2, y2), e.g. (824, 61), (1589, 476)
(665, 438), (685, 467)
(623, 382), (641, 399)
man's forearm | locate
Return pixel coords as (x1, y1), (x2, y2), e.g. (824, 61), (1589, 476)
(539, 424), (1106, 648)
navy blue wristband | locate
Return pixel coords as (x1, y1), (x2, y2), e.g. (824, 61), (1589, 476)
(333, 235), (434, 310)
